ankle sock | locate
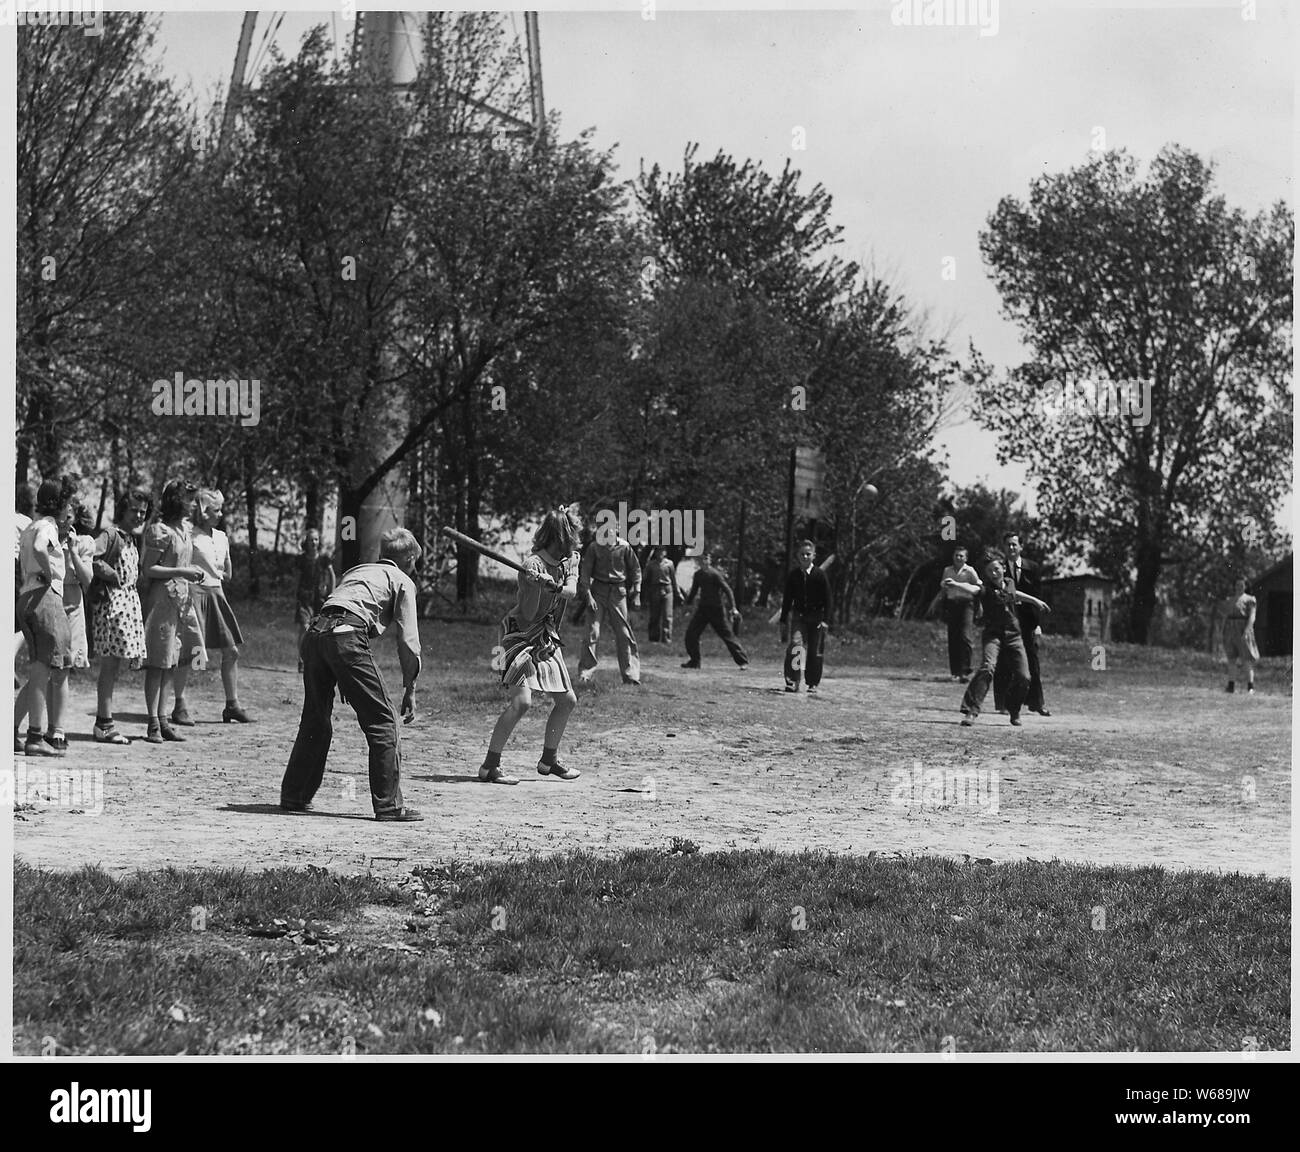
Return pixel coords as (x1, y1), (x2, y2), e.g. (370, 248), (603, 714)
(483, 750), (501, 770)
(541, 746), (558, 766)
(26, 727), (41, 743)
(95, 716), (112, 728)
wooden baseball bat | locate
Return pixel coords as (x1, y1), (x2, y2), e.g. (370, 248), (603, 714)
(440, 526), (528, 574)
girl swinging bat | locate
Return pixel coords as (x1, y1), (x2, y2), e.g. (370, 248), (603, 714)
(478, 506), (584, 784)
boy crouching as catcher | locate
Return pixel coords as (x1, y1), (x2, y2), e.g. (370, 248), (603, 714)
(280, 528), (424, 821)
(951, 552), (1051, 727)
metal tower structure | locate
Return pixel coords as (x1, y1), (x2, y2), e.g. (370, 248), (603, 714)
(218, 11), (546, 573)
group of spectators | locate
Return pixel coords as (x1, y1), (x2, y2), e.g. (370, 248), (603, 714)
(15, 478), (252, 752)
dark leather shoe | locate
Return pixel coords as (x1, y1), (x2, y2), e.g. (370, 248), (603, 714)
(280, 801), (313, 812)
(375, 807), (424, 822)
(1031, 708), (1052, 717)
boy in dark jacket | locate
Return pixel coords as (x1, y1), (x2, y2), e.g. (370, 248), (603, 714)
(780, 540), (832, 693)
(682, 551), (748, 670)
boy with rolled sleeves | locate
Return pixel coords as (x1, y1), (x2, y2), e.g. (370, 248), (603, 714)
(280, 528), (424, 822)
(578, 531), (641, 685)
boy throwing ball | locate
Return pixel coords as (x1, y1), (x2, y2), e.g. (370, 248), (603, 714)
(949, 552), (1051, 727)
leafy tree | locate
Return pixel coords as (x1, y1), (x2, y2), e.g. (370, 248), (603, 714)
(637, 145), (858, 328)
(215, 15), (638, 589)
(809, 280), (961, 622)
(16, 15), (194, 482)
(631, 147), (858, 585)
(621, 278), (805, 557)
(404, 107), (640, 596)
(977, 145), (1292, 642)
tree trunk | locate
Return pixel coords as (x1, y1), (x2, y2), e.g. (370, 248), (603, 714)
(27, 320), (61, 479)
(26, 389), (61, 480)
(456, 393), (481, 602)
(95, 474), (110, 533)
(243, 460), (260, 600)
(16, 441), (31, 489)
(338, 482), (363, 572)
(304, 476), (322, 536)
(125, 437), (137, 500)
(107, 429), (121, 524)
(734, 500), (747, 606)
(1128, 540), (1163, 644)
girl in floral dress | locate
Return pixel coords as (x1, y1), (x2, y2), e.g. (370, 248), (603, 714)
(91, 490), (151, 744)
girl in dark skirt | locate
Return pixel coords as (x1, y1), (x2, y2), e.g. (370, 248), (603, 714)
(478, 506), (583, 784)
(184, 489), (250, 723)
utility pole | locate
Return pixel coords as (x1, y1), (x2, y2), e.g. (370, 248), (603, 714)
(525, 12), (546, 138)
(217, 12), (257, 161)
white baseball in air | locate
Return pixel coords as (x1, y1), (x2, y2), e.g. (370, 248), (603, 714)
(863, 484), (879, 499)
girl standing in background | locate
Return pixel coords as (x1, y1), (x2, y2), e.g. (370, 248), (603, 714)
(187, 489), (251, 722)
(140, 479), (205, 743)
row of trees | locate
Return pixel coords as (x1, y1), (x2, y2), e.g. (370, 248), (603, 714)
(16, 15), (1292, 640)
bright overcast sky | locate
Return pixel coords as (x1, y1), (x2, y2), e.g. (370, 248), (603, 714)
(145, 2), (1293, 526)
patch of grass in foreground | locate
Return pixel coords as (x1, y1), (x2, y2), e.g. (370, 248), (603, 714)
(14, 852), (1289, 1054)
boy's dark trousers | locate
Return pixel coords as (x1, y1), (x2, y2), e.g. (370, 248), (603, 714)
(783, 614), (826, 688)
(281, 611), (404, 816)
(646, 589), (673, 643)
(944, 599), (975, 677)
(962, 633), (1030, 719)
(993, 626), (1045, 712)
(685, 603), (748, 666)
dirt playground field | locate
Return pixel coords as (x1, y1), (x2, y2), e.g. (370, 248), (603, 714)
(11, 617), (1291, 880)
